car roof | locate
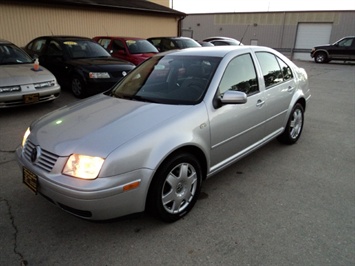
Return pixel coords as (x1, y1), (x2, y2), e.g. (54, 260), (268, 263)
(94, 36), (146, 40)
(32, 35), (92, 41)
(157, 45), (257, 57)
(203, 36), (239, 41)
(148, 37), (194, 40)
(0, 39), (13, 45)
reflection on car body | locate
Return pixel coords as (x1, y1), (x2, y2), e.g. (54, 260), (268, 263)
(147, 37), (201, 52)
(24, 36), (135, 98)
(0, 39), (60, 108)
(93, 36), (159, 66)
(16, 46), (311, 222)
(203, 36), (243, 46)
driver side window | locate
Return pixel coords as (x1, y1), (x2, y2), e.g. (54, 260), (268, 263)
(112, 40), (125, 53)
(46, 40), (63, 56)
(218, 53), (259, 96)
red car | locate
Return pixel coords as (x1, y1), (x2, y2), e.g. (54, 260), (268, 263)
(93, 36), (159, 66)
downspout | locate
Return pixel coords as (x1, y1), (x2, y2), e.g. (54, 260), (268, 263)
(177, 15), (186, 36)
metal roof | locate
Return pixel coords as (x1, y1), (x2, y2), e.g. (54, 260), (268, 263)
(3, 0), (186, 16)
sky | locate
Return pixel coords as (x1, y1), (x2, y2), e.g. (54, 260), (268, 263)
(171, 0), (355, 13)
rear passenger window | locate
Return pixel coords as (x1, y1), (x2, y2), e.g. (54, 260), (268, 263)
(277, 57), (293, 81)
(219, 53), (259, 96)
(256, 52), (293, 88)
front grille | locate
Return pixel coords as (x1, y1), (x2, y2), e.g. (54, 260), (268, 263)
(24, 141), (59, 172)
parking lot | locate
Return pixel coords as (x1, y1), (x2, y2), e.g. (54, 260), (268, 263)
(0, 60), (354, 266)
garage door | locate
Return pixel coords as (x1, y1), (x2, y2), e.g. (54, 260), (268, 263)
(293, 23), (332, 61)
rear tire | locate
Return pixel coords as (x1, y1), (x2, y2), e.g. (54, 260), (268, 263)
(277, 103), (304, 145)
(147, 153), (202, 223)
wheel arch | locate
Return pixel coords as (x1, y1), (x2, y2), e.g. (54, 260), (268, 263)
(314, 49), (330, 58)
(155, 145), (208, 181)
(296, 97), (306, 112)
(145, 145), (207, 220)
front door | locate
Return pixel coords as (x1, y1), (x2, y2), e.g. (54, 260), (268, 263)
(209, 53), (266, 171)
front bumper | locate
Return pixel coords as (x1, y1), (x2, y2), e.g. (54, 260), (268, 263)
(0, 84), (61, 108)
(16, 146), (154, 220)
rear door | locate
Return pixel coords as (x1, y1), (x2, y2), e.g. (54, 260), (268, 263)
(255, 51), (296, 137)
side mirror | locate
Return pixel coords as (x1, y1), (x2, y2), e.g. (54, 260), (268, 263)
(213, 90), (247, 108)
(220, 90), (247, 104)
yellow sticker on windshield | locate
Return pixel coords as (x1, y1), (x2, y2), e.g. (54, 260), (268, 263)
(64, 41), (78, 45)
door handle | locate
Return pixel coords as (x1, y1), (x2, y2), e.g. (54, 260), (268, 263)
(287, 86), (295, 92)
(256, 99), (265, 108)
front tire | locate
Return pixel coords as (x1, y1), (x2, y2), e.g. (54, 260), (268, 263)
(71, 75), (87, 98)
(277, 103), (304, 145)
(147, 153), (202, 223)
(314, 52), (328, 63)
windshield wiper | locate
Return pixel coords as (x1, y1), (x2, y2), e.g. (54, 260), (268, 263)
(112, 92), (159, 103)
(131, 95), (159, 103)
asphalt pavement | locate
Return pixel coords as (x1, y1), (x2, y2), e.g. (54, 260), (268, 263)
(0, 60), (354, 266)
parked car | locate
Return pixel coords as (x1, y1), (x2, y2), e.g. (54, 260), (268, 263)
(93, 36), (159, 66)
(24, 36), (135, 98)
(198, 41), (214, 47)
(310, 36), (355, 63)
(203, 36), (243, 46)
(0, 39), (60, 108)
(16, 46), (310, 222)
(147, 36), (201, 52)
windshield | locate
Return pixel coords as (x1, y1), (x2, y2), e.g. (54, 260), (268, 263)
(111, 54), (221, 105)
(126, 40), (159, 54)
(64, 40), (111, 59)
(0, 43), (33, 65)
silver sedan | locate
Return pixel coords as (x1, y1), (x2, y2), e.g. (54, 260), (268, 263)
(0, 39), (60, 108)
(16, 46), (310, 222)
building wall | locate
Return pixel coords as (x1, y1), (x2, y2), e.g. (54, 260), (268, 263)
(149, 0), (170, 8)
(181, 11), (355, 51)
(0, 2), (178, 46)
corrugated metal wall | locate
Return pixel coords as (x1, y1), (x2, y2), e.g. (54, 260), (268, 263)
(181, 11), (353, 49)
(0, 2), (177, 46)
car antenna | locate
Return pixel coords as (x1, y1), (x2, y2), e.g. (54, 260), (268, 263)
(47, 23), (54, 35)
(239, 24), (250, 45)
(103, 26), (109, 36)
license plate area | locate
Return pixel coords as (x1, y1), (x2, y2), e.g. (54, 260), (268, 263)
(23, 167), (38, 194)
(23, 93), (39, 104)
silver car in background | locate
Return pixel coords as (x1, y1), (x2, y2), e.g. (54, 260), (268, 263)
(16, 46), (310, 222)
(0, 39), (60, 108)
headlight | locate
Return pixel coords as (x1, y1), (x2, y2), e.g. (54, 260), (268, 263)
(0, 86), (21, 93)
(89, 72), (110, 79)
(22, 127), (30, 147)
(34, 80), (56, 89)
(62, 154), (104, 180)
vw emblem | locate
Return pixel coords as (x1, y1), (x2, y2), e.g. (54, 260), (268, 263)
(31, 146), (41, 163)
(122, 71), (127, 77)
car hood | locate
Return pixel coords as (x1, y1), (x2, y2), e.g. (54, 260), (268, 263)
(30, 94), (192, 157)
(66, 57), (135, 68)
(0, 64), (56, 86)
(314, 44), (331, 48)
